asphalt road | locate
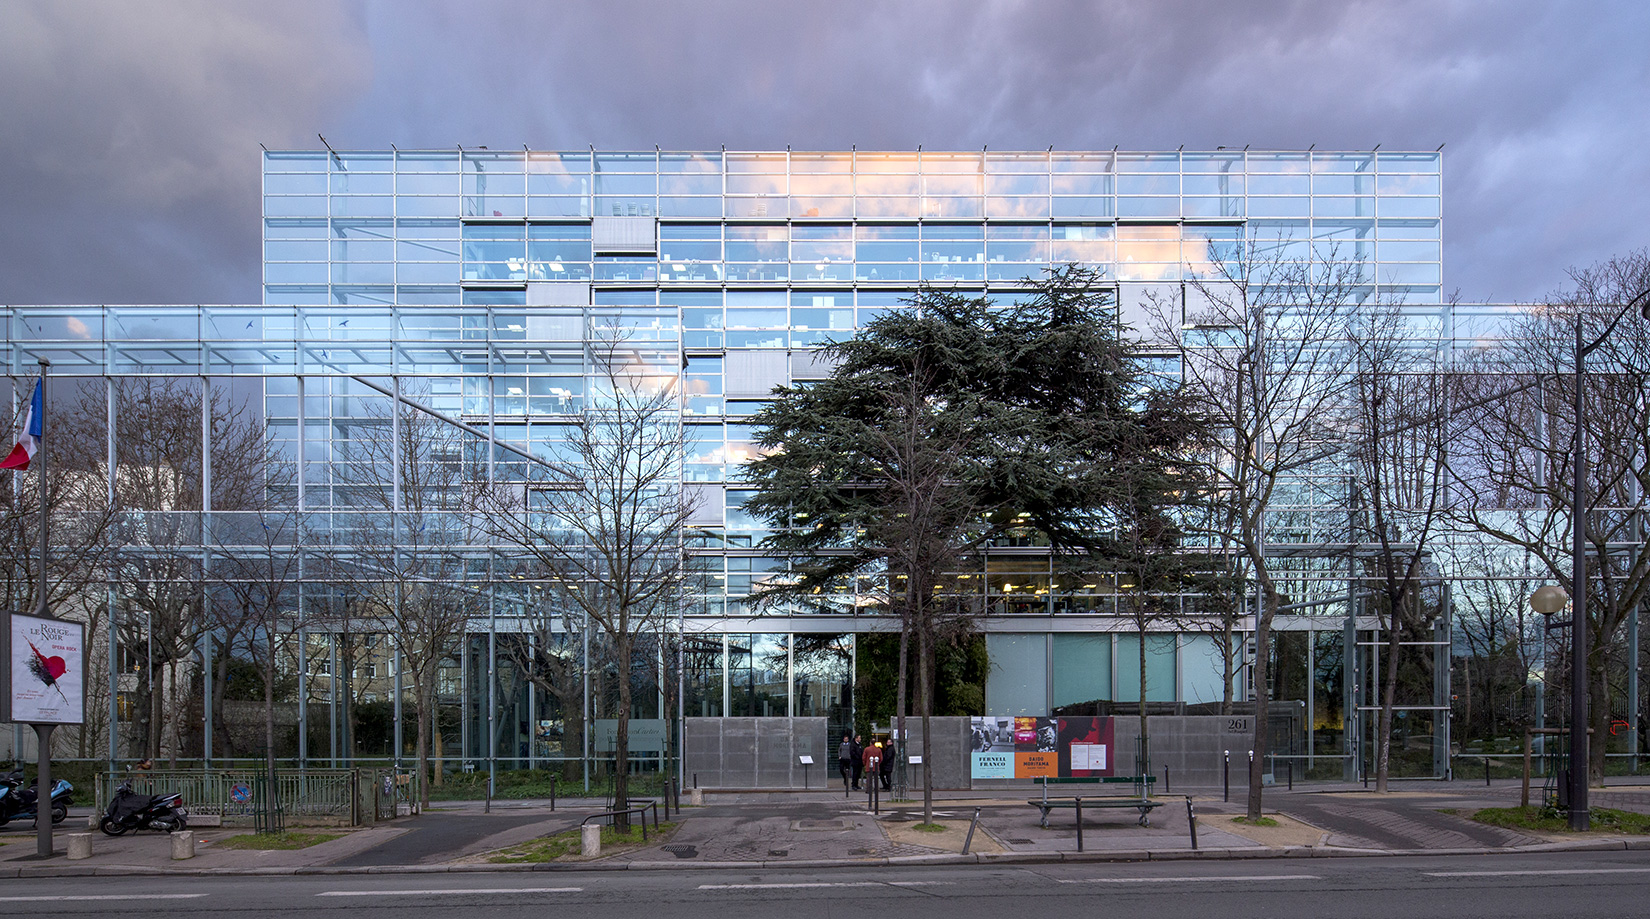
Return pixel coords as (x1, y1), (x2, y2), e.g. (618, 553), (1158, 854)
(4, 850), (1650, 919)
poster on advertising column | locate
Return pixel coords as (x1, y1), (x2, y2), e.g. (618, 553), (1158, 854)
(1, 611), (86, 725)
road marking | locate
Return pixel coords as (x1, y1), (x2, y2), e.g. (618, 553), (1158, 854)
(889, 881), (955, 887)
(318, 887), (582, 897)
(0, 895), (208, 902)
(700, 882), (884, 890)
(1058, 875), (1320, 884)
(1426, 868), (1650, 878)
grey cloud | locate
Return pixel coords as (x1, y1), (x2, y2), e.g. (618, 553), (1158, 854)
(2, 0), (1646, 305)
(0, 0), (369, 304)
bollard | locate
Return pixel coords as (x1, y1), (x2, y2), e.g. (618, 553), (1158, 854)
(1186, 798), (1198, 851)
(689, 787), (704, 806)
(1163, 766), (1170, 795)
(1074, 797), (1084, 853)
(962, 806), (981, 855)
(581, 824), (601, 857)
(1485, 756), (1491, 787)
(67, 833), (93, 860)
(1287, 761), (1293, 791)
(171, 830), (195, 860)
(1223, 751), (1230, 803)
(86, 814), (99, 830)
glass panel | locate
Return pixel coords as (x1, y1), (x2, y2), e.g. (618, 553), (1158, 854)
(1179, 634), (1228, 706)
(1052, 633), (1110, 707)
(1114, 633), (1176, 702)
(986, 634), (1046, 716)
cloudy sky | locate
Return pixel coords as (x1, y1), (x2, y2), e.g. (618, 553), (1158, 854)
(1, 0), (1645, 306)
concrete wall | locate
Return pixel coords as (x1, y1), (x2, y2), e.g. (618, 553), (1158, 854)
(684, 717), (828, 788)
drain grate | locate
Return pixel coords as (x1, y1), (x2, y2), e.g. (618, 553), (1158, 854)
(768, 849), (789, 857)
(661, 844), (699, 859)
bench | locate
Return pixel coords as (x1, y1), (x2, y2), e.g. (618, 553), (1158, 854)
(1028, 775), (1160, 828)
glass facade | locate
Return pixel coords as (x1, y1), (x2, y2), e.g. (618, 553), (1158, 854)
(0, 149), (1459, 774)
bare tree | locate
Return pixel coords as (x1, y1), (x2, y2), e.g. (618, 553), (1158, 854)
(480, 328), (694, 829)
(1345, 303), (1454, 791)
(1451, 250), (1650, 784)
(1144, 236), (1364, 819)
(102, 377), (269, 764)
(209, 500), (307, 784)
(332, 384), (480, 806)
(1, 377), (120, 756)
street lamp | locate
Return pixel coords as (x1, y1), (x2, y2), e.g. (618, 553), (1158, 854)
(1546, 287), (1650, 831)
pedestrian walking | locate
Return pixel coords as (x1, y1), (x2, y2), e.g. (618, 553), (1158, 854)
(863, 741), (883, 794)
(851, 734), (865, 790)
(837, 734), (854, 794)
(879, 739), (895, 791)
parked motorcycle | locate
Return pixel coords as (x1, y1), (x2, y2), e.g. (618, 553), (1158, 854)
(100, 780), (187, 836)
(0, 770), (73, 827)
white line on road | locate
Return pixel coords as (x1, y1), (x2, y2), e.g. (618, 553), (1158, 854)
(699, 882), (885, 890)
(0, 895), (209, 902)
(1426, 869), (1650, 878)
(1058, 875), (1320, 884)
(889, 881), (956, 887)
(318, 887), (582, 897)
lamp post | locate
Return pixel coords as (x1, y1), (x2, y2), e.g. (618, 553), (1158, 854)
(1534, 287), (1650, 831)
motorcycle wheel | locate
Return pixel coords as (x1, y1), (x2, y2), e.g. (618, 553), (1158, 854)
(173, 813), (188, 831)
(51, 803), (67, 825)
(100, 816), (129, 837)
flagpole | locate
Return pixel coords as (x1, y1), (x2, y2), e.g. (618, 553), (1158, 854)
(35, 358), (49, 618)
(31, 358), (54, 859)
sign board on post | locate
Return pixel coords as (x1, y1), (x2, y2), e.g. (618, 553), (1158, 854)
(0, 611), (86, 725)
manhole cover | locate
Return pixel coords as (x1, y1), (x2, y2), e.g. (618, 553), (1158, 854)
(661, 844), (698, 859)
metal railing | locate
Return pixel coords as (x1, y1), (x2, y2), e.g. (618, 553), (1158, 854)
(97, 768), (359, 824)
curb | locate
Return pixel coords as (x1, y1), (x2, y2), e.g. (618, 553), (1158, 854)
(4, 836), (1641, 879)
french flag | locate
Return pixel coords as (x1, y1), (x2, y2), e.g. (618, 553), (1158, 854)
(0, 379), (43, 470)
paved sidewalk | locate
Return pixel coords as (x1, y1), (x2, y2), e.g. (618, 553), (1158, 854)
(4, 779), (1648, 877)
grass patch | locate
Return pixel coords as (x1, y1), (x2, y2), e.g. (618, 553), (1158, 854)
(215, 831), (345, 850)
(1470, 806), (1650, 834)
(1232, 816), (1280, 827)
(912, 822), (948, 833)
(487, 821), (678, 864)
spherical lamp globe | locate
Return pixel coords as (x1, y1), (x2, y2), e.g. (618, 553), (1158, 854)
(1529, 584), (1570, 616)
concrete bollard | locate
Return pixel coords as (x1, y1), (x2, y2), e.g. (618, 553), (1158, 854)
(170, 830), (195, 860)
(67, 833), (93, 860)
(688, 788), (704, 806)
(581, 824), (601, 857)
(87, 814), (100, 830)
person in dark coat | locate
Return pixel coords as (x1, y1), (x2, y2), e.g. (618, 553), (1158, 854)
(850, 734), (865, 790)
(879, 739), (895, 790)
(837, 734), (854, 794)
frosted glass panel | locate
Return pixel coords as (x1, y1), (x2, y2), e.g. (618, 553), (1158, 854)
(986, 634), (1047, 716)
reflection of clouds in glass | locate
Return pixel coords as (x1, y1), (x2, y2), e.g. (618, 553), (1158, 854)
(66, 317), (91, 339)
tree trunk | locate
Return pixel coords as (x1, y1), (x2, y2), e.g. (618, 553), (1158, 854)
(1138, 613), (1149, 776)
(1376, 618), (1403, 793)
(212, 634), (231, 757)
(919, 618), (934, 826)
(614, 633), (633, 833)
(895, 602), (910, 798)
(1246, 584), (1277, 821)
(1589, 655), (1610, 786)
(415, 679), (431, 808)
(1221, 615), (1236, 716)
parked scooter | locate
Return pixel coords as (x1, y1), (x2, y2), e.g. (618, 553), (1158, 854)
(100, 780), (187, 836)
(0, 770), (73, 828)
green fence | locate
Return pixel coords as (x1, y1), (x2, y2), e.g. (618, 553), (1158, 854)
(96, 769), (364, 826)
